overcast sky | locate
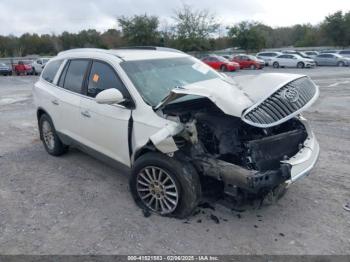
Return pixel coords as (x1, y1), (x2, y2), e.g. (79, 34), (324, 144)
(0, 0), (349, 36)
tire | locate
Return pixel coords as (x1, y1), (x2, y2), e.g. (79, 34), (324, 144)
(220, 65), (227, 72)
(273, 62), (279, 68)
(9, 71), (12, 76)
(39, 114), (68, 156)
(250, 64), (257, 70)
(297, 62), (304, 68)
(32, 68), (37, 75)
(337, 61), (345, 67)
(130, 152), (201, 218)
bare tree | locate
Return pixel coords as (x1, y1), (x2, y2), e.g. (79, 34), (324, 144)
(172, 4), (219, 51)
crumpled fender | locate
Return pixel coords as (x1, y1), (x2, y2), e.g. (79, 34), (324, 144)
(149, 121), (184, 153)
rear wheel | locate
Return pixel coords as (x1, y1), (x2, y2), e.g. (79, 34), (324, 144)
(39, 114), (68, 156)
(273, 62), (279, 68)
(337, 61), (345, 67)
(130, 152), (201, 218)
(297, 62), (304, 68)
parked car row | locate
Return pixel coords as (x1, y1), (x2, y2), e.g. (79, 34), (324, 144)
(256, 50), (350, 68)
(0, 57), (51, 76)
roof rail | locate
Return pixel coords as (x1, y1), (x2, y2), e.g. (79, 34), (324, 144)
(57, 48), (110, 56)
(57, 48), (124, 60)
(117, 46), (184, 53)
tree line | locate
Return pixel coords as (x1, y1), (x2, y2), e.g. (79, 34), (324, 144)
(0, 5), (349, 57)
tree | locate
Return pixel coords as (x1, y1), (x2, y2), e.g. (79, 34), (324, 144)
(322, 11), (348, 46)
(227, 21), (266, 51)
(118, 14), (160, 46)
(172, 4), (219, 51)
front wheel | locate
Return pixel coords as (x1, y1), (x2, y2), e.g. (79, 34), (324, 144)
(39, 114), (68, 156)
(130, 152), (201, 218)
(297, 62), (305, 68)
(250, 64), (257, 70)
(220, 65), (227, 72)
(273, 62), (279, 68)
(337, 61), (345, 67)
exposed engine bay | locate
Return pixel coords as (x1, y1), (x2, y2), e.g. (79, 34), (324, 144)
(162, 97), (308, 195)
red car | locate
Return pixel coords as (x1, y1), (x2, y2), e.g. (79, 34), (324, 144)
(231, 55), (265, 70)
(13, 61), (33, 75)
(201, 55), (240, 71)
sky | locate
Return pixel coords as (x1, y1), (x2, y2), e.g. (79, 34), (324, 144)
(0, 0), (349, 36)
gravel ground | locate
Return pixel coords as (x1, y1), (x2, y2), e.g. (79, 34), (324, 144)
(0, 67), (349, 255)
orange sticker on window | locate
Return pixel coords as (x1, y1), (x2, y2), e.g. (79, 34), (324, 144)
(92, 74), (99, 82)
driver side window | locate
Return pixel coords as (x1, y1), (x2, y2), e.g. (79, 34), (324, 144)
(87, 61), (130, 99)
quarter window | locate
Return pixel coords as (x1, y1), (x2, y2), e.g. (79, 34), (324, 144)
(87, 61), (129, 98)
(62, 60), (89, 94)
(42, 60), (63, 83)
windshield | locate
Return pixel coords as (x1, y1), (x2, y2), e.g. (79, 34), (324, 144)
(121, 57), (220, 106)
(0, 63), (7, 67)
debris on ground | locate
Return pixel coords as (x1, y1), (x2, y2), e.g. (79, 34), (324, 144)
(279, 233), (285, 237)
(192, 209), (201, 216)
(210, 214), (220, 224)
(183, 221), (190, 224)
(254, 225), (258, 228)
(343, 202), (350, 212)
(198, 202), (215, 210)
(142, 209), (151, 218)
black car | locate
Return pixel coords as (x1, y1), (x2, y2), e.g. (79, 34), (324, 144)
(0, 63), (12, 76)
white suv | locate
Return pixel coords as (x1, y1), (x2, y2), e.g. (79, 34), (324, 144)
(33, 48), (320, 218)
(31, 57), (51, 75)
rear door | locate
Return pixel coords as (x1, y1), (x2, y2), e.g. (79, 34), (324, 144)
(79, 60), (133, 166)
(54, 59), (90, 142)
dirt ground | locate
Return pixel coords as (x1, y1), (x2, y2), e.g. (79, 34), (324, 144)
(0, 67), (349, 255)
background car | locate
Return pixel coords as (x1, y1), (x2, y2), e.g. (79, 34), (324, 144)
(31, 57), (51, 75)
(320, 50), (339, 54)
(314, 53), (350, 66)
(256, 51), (283, 65)
(303, 51), (320, 58)
(201, 55), (240, 71)
(282, 50), (312, 58)
(0, 63), (12, 76)
(13, 61), (33, 75)
(231, 54), (264, 69)
(271, 54), (316, 68)
(338, 50), (350, 58)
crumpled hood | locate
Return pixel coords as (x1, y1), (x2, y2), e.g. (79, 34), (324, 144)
(156, 73), (307, 117)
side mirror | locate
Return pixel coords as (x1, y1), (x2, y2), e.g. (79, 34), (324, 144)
(95, 88), (124, 105)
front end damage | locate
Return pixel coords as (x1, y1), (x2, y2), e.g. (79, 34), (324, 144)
(149, 74), (320, 198)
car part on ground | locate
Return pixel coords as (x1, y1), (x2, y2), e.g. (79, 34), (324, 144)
(33, 47), (320, 218)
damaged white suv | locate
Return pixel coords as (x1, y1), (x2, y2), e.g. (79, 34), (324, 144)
(33, 48), (320, 218)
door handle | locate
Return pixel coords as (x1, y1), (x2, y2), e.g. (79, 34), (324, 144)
(51, 99), (59, 105)
(81, 110), (91, 118)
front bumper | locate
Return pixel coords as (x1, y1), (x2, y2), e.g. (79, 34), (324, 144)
(282, 118), (320, 183)
(305, 63), (316, 68)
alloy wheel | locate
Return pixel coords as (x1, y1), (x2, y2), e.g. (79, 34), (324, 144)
(136, 166), (179, 214)
(42, 120), (55, 150)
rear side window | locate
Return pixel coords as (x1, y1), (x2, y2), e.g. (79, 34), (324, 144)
(86, 61), (130, 98)
(340, 51), (350, 54)
(42, 60), (63, 83)
(62, 60), (90, 94)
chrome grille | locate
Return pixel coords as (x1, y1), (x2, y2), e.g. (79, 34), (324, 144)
(243, 77), (318, 127)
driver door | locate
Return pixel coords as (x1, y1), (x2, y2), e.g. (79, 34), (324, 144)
(79, 60), (133, 166)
